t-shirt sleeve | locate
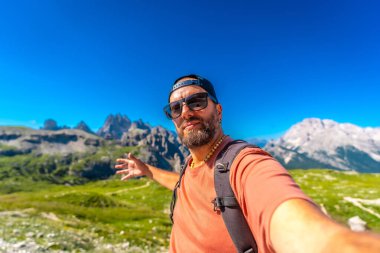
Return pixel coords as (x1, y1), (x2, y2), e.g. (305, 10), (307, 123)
(230, 148), (314, 252)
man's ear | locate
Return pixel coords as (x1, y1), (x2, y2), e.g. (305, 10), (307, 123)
(216, 104), (222, 118)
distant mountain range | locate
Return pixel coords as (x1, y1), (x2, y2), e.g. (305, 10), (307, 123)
(1, 115), (379, 175)
(0, 114), (188, 173)
(264, 118), (380, 173)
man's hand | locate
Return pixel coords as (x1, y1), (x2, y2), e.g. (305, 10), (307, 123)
(115, 153), (152, 180)
(115, 153), (179, 190)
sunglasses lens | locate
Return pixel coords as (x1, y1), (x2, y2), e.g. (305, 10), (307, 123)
(169, 102), (182, 119)
(164, 92), (210, 119)
(186, 93), (208, 111)
(164, 104), (175, 119)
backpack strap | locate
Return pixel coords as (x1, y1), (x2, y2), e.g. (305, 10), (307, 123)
(169, 157), (189, 223)
(213, 140), (259, 253)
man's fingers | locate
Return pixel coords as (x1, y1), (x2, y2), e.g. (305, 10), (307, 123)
(116, 158), (129, 163)
(116, 153), (140, 165)
(115, 164), (126, 169)
(115, 157), (136, 169)
(114, 160), (129, 170)
(116, 154), (140, 180)
(121, 172), (135, 181)
(116, 169), (129, 175)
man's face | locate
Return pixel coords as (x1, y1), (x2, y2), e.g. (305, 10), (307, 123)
(169, 81), (221, 148)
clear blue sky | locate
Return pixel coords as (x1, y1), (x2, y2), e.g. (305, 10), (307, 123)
(1, 0), (379, 140)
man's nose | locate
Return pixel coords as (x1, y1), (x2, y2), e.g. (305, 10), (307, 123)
(180, 103), (194, 119)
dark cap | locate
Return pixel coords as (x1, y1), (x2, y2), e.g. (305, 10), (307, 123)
(168, 74), (218, 103)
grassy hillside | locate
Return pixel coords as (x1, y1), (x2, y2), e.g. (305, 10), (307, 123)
(0, 169), (379, 252)
(0, 145), (137, 187)
(290, 169), (380, 232)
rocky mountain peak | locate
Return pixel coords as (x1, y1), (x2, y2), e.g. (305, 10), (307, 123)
(75, 121), (94, 134)
(97, 114), (132, 140)
(265, 118), (380, 172)
(280, 118), (380, 152)
(130, 119), (151, 130)
(41, 119), (60, 131)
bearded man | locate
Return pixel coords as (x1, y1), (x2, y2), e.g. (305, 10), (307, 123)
(115, 74), (380, 253)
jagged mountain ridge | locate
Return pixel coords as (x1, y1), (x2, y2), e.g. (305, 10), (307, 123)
(97, 114), (132, 140)
(1, 114), (188, 173)
(100, 114), (188, 172)
(264, 118), (380, 173)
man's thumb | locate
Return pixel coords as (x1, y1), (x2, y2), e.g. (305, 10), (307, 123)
(128, 153), (138, 161)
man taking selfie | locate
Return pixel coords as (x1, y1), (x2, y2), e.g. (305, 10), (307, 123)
(115, 74), (380, 253)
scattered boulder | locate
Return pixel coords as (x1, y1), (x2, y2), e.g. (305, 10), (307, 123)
(348, 216), (367, 231)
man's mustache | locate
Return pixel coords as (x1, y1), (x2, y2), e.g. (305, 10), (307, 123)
(180, 116), (204, 129)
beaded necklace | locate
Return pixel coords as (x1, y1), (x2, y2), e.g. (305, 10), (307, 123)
(190, 135), (226, 169)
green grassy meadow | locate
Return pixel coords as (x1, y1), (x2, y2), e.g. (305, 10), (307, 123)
(290, 169), (380, 232)
(0, 177), (172, 252)
(0, 169), (379, 252)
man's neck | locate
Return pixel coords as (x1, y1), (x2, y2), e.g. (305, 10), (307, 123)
(189, 130), (224, 166)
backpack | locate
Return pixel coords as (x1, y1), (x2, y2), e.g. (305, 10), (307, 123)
(170, 140), (260, 253)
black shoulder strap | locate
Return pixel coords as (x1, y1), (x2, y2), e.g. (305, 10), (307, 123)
(169, 157), (189, 223)
(213, 140), (259, 253)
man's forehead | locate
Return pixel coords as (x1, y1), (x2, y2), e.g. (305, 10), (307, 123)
(169, 85), (207, 102)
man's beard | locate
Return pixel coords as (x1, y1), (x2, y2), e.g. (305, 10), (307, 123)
(179, 114), (217, 149)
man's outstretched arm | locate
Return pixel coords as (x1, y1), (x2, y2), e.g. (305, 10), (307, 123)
(115, 153), (180, 191)
(270, 198), (380, 253)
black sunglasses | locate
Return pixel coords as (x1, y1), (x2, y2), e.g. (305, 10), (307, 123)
(164, 92), (217, 119)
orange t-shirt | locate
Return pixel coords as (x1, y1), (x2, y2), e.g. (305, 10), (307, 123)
(169, 137), (313, 253)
